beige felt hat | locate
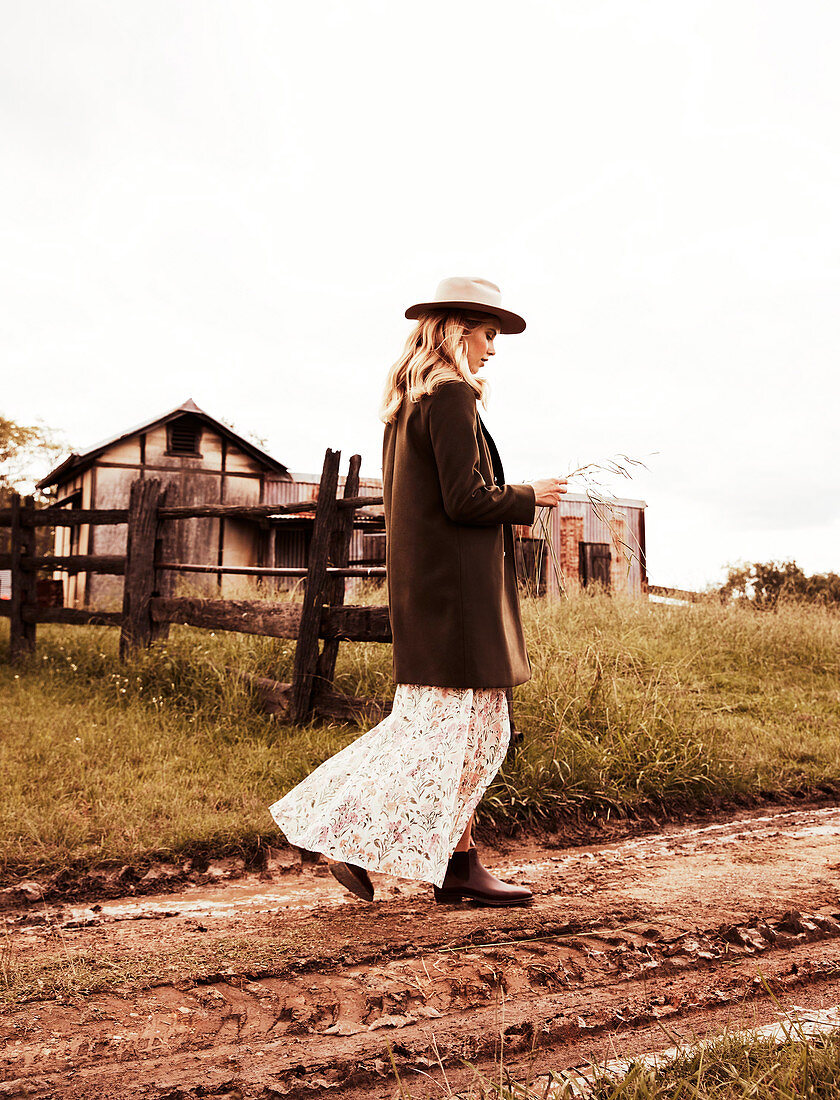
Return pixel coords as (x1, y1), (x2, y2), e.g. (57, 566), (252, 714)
(405, 276), (526, 334)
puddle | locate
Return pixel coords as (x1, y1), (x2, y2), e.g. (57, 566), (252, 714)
(503, 806), (840, 878)
(57, 872), (430, 925)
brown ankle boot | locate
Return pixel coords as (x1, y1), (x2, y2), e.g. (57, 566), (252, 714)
(433, 848), (532, 907)
(328, 861), (374, 902)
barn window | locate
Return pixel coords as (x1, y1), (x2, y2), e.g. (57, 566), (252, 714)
(579, 542), (611, 590)
(166, 416), (202, 456)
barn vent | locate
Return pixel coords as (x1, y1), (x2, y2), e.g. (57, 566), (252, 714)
(167, 417), (202, 456)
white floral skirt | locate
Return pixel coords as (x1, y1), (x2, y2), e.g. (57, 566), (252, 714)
(269, 684), (510, 888)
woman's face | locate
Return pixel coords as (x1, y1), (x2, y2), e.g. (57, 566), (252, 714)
(464, 318), (500, 374)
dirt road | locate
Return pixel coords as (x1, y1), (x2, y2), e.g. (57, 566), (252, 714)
(3, 802), (840, 1098)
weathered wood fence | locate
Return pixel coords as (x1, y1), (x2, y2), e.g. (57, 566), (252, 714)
(0, 449), (393, 724)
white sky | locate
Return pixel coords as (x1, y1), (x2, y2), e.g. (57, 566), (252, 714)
(2, 0), (838, 590)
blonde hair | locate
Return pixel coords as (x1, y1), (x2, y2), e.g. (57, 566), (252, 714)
(379, 312), (495, 424)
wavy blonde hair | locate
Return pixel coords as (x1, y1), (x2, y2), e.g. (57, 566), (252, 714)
(379, 312), (496, 423)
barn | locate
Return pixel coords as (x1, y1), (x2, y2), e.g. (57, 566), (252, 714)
(37, 399), (295, 608)
(36, 399), (646, 608)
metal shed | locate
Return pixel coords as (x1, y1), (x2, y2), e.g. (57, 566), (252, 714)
(513, 492), (647, 596)
(271, 475), (647, 598)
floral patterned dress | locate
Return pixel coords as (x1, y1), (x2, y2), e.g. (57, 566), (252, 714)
(269, 684), (510, 888)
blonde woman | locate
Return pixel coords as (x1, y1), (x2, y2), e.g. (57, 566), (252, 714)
(270, 277), (567, 906)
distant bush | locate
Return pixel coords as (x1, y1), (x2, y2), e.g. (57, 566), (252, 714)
(720, 560), (840, 609)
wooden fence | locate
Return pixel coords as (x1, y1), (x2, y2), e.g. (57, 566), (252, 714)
(0, 449), (394, 724)
(647, 584), (705, 603)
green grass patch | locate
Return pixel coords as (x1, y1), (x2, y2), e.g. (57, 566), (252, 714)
(574, 1031), (840, 1099)
(442, 1030), (840, 1098)
(1, 592), (838, 880)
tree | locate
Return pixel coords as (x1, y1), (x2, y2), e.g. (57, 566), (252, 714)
(218, 416), (271, 452)
(0, 416), (67, 557)
(720, 559), (840, 609)
(0, 416), (65, 496)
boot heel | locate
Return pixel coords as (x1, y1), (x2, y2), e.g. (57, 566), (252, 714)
(433, 886), (465, 904)
(328, 861), (374, 902)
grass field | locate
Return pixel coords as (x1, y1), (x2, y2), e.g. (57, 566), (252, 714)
(451, 1032), (840, 1098)
(1, 590), (839, 881)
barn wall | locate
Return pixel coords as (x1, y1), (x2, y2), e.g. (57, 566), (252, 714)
(102, 438), (141, 464)
(225, 446), (260, 474)
(53, 471), (87, 608)
(527, 497), (646, 596)
(218, 471), (262, 596)
(54, 422), (290, 607)
(87, 464), (133, 609)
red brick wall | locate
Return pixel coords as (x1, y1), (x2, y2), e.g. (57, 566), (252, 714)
(559, 515), (584, 590)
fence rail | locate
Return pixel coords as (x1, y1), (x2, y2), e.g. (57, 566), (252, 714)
(0, 554), (127, 575)
(0, 495), (384, 528)
(154, 562), (386, 579)
(647, 583), (705, 602)
(1, 449), (672, 725)
(0, 449), (392, 722)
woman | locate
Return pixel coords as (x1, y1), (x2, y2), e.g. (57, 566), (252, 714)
(270, 277), (567, 907)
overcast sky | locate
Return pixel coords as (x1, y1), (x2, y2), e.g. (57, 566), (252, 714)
(2, 1), (838, 590)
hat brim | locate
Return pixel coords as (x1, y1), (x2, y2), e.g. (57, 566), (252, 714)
(405, 300), (526, 335)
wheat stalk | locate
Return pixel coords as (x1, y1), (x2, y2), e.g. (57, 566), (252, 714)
(566, 454), (649, 572)
(515, 455), (650, 595)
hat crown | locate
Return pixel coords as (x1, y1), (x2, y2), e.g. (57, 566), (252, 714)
(432, 277), (502, 310)
(404, 275), (525, 333)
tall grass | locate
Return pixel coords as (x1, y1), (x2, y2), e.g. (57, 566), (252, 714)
(403, 1032), (840, 1098)
(487, 593), (840, 826)
(1, 590), (838, 877)
(565, 1033), (840, 1099)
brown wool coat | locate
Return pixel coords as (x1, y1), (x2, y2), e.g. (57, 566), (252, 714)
(382, 379), (537, 689)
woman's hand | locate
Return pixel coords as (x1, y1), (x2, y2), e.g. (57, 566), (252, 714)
(529, 477), (569, 507)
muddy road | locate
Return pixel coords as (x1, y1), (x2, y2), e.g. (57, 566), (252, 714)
(3, 803), (840, 1098)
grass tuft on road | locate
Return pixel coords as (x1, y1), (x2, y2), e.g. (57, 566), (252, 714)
(1, 591), (838, 881)
(443, 1031), (840, 1098)
(574, 1032), (840, 1099)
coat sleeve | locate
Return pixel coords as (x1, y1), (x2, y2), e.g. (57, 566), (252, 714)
(426, 382), (537, 526)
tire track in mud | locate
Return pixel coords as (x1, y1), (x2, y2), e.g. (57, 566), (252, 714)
(3, 803), (840, 1098)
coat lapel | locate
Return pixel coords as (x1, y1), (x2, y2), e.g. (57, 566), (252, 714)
(477, 414), (506, 486)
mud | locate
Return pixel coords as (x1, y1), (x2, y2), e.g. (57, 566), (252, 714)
(2, 803), (840, 1098)
(6, 789), (836, 909)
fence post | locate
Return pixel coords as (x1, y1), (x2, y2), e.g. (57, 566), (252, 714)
(290, 448), (341, 723)
(150, 486), (171, 644)
(9, 494), (37, 661)
(315, 453), (361, 693)
(120, 479), (163, 659)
